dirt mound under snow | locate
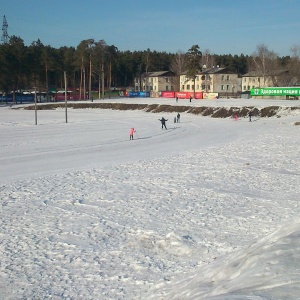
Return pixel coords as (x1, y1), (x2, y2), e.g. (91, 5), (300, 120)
(22, 102), (300, 120)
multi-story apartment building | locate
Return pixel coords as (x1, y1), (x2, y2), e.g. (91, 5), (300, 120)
(180, 67), (240, 97)
(241, 70), (289, 92)
(134, 71), (176, 93)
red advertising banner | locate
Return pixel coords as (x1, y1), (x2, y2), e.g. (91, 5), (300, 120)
(194, 92), (203, 99)
(161, 91), (175, 98)
(175, 92), (203, 99)
(176, 92), (189, 99)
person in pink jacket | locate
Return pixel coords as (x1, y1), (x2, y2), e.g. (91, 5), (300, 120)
(129, 128), (136, 140)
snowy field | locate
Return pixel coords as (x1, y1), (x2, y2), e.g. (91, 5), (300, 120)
(0, 97), (300, 299)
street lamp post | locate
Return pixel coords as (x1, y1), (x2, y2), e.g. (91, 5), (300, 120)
(34, 87), (37, 125)
(145, 73), (148, 98)
(64, 71), (68, 123)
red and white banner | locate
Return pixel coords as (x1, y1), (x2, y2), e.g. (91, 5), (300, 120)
(161, 91), (175, 98)
(175, 92), (203, 99)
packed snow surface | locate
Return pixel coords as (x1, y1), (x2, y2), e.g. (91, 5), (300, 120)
(1, 97), (300, 299)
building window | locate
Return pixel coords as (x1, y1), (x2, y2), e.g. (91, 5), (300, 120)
(166, 86), (169, 91)
(221, 85), (224, 90)
(187, 85), (190, 90)
(201, 75), (205, 80)
(182, 85), (184, 90)
(227, 85), (229, 90)
(227, 75), (230, 80)
(202, 84), (205, 90)
(222, 75), (225, 81)
(207, 85), (210, 90)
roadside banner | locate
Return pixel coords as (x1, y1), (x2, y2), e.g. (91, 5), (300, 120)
(161, 91), (175, 98)
(203, 92), (218, 99)
(251, 87), (300, 96)
(175, 92), (203, 99)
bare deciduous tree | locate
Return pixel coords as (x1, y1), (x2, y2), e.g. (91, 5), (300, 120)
(201, 49), (215, 69)
(170, 50), (186, 74)
(170, 51), (186, 91)
(250, 44), (279, 86)
(288, 45), (300, 86)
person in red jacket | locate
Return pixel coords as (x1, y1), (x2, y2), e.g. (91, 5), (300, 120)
(129, 128), (136, 140)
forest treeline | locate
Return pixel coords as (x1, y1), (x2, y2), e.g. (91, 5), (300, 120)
(0, 35), (299, 94)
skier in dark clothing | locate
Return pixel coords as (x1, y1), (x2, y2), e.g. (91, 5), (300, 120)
(248, 110), (253, 122)
(159, 117), (168, 129)
(177, 113), (180, 123)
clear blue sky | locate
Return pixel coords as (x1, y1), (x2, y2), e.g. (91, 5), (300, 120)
(1, 0), (299, 56)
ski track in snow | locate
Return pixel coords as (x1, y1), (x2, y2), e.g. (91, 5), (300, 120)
(0, 100), (300, 299)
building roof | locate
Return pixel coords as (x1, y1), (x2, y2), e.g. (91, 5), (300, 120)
(202, 67), (231, 74)
(147, 71), (175, 77)
(181, 67), (236, 75)
(242, 69), (289, 77)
